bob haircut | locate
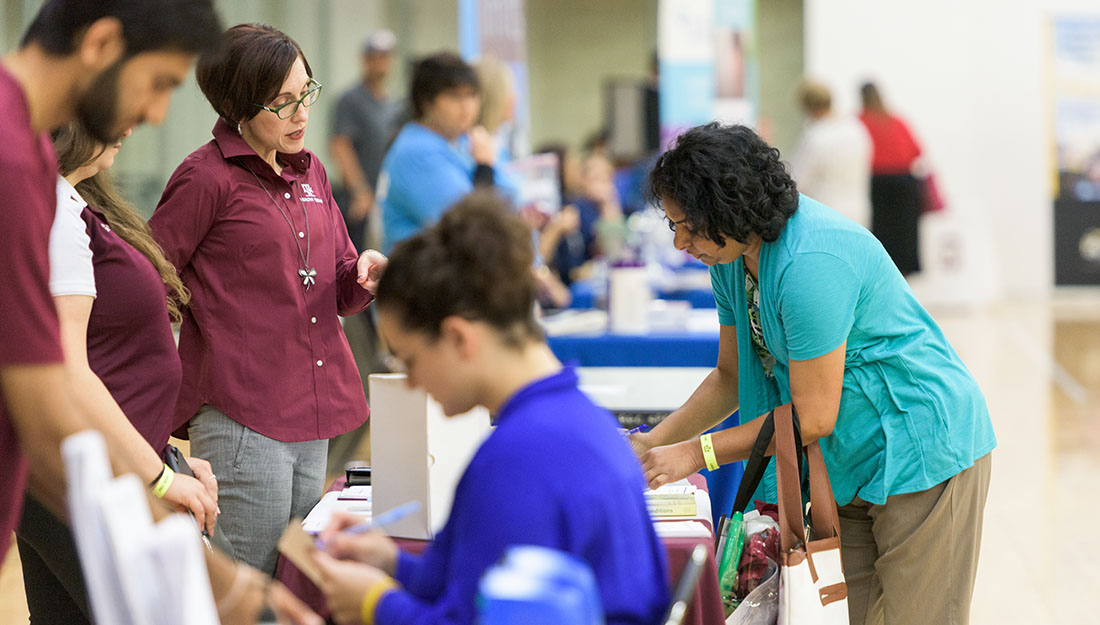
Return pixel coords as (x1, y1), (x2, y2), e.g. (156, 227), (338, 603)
(649, 122), (799, 245)
(409, 52), (479, 120)
(376, 191), (542, 347)
(196, 23), (313, 124)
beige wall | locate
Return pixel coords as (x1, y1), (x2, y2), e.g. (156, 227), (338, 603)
(757, 0), (804, 156)
(525, 0), (658, 152)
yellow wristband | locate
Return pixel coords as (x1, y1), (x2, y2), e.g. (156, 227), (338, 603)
(700, 434), (719, 471)
(361, 577), (399, 625)
(151, 465), (175, 498)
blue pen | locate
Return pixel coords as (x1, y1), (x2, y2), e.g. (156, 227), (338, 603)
(315, 500), (421, 549)
(626, 424), (650, 435)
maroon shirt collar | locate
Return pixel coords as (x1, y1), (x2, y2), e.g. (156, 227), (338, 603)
(211, 117), (312, 173)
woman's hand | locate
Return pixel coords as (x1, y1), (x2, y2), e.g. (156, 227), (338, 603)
(313, 551), (393, 625)
(640, 439), (705, 490)
(319, 512), (399, 574)
(162, 472), (218, 534)
(214, 565), (322, 625)
(469, 125), (496, 166)
(185, 455), (219, 507)
(356, 249), (388, 294)
(628, 430), (656, 459)
(268, 581), (324, 625)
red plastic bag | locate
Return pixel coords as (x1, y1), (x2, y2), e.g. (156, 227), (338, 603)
(922, 174), (945, 213)
(737, 526), (780, 598)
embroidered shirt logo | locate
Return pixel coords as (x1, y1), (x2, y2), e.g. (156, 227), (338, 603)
(102, 223), (111, 232)
(299, 182), (323, 203)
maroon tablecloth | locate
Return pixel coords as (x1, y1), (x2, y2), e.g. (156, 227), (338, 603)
(277, 473), (725, 625)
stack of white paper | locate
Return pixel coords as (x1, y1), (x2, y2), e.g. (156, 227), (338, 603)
(63, 431), (219, 625)
(301, 490), (373, 534)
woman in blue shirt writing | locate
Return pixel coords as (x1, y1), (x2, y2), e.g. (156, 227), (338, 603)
(631, 123), (995, 625)
(312, 191), (669, 625)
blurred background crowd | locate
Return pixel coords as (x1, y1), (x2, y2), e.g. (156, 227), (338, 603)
(2, 0), (1100, 623)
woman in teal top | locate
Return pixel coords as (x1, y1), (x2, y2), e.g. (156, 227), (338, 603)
(632, 123), (995, 625)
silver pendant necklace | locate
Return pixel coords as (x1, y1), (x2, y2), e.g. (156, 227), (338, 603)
(249, 168), (317, 290)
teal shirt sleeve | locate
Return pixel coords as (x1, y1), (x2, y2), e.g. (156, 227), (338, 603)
(709, 263), (737, 326)
(776, 252), (861, 361)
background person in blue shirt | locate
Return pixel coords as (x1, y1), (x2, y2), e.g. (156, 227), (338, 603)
(377, 52), (497, 253)
(313, 191), (669, 625)
(630, 123), (995, 625)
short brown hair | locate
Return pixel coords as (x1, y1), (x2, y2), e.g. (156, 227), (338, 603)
(798, 79), (832, 116)
(196, 23), (312, 124)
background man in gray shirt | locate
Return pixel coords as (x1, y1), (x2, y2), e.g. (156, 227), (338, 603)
(329, 29), (403, 250)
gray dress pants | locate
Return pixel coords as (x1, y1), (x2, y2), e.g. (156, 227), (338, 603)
(189, 405), (327, 575)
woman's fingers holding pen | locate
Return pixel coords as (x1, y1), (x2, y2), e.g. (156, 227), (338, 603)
(318, 511), (366, 547)
(629, 431), (654, 459)
(323, 529), (400, 574)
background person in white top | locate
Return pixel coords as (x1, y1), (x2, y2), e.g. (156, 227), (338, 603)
(789, 79), (872, 228)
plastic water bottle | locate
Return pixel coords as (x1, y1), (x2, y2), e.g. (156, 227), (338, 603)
(478, 545), (604, 625)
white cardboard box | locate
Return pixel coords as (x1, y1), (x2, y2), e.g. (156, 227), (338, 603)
(368, 373), (493, 540)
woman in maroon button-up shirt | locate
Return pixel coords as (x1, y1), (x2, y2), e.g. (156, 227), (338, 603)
(150, 24), (386, 575)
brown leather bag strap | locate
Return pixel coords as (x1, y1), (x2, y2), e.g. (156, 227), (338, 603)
(773, 403), (807, 553)
(805, 441), (841, 539)
(774, 404), (843, 552)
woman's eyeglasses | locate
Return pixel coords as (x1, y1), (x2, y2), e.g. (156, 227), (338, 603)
(255, 79), (323, 120)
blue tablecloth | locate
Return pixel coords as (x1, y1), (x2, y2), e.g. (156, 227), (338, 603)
(548, 332), (719, 368)
(659, 288), (716, 308)
(568, 282), (716, 310)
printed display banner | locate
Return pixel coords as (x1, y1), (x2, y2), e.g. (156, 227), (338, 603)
(1052, 16), (1100, 284)
(658, 0), (757, 150)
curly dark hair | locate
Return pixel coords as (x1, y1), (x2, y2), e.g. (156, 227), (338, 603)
(649, 123), (799, 245)
(376, 191), (542, 347)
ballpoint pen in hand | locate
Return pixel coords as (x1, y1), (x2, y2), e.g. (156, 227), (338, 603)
(626, 424), (650, 435)
(314, 501), (421, 550)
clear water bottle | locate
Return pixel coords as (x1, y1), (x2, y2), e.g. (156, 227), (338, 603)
(478, 545), (604, 625)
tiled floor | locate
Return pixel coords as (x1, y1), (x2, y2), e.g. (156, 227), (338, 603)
(2, 295), (1099, 624)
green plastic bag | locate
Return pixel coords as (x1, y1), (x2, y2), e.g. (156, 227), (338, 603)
(716, 511), (746, 615)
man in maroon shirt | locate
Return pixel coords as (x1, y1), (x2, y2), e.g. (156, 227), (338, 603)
(0, 0), (220, 561)
(2, 5), (325, 625)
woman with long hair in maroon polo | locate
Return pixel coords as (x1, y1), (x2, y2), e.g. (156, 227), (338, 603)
(15, 121), (220, 624)
(149, 24), (386, 576)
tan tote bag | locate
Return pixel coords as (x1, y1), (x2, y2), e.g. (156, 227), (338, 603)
(773, 404), (849, 625)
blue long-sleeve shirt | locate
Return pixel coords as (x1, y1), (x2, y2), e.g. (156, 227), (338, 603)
(375, 366), (670, 625)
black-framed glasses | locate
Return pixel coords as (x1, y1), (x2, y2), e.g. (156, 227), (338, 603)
(666, 215), (691, 234)
(255, 79), (323, 120)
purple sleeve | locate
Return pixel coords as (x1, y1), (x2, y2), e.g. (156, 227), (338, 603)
(376, 454), (562, 625)
(148, 157), (222, 272)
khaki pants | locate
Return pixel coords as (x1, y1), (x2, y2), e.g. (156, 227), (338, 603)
(838, 453), (992, 625)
